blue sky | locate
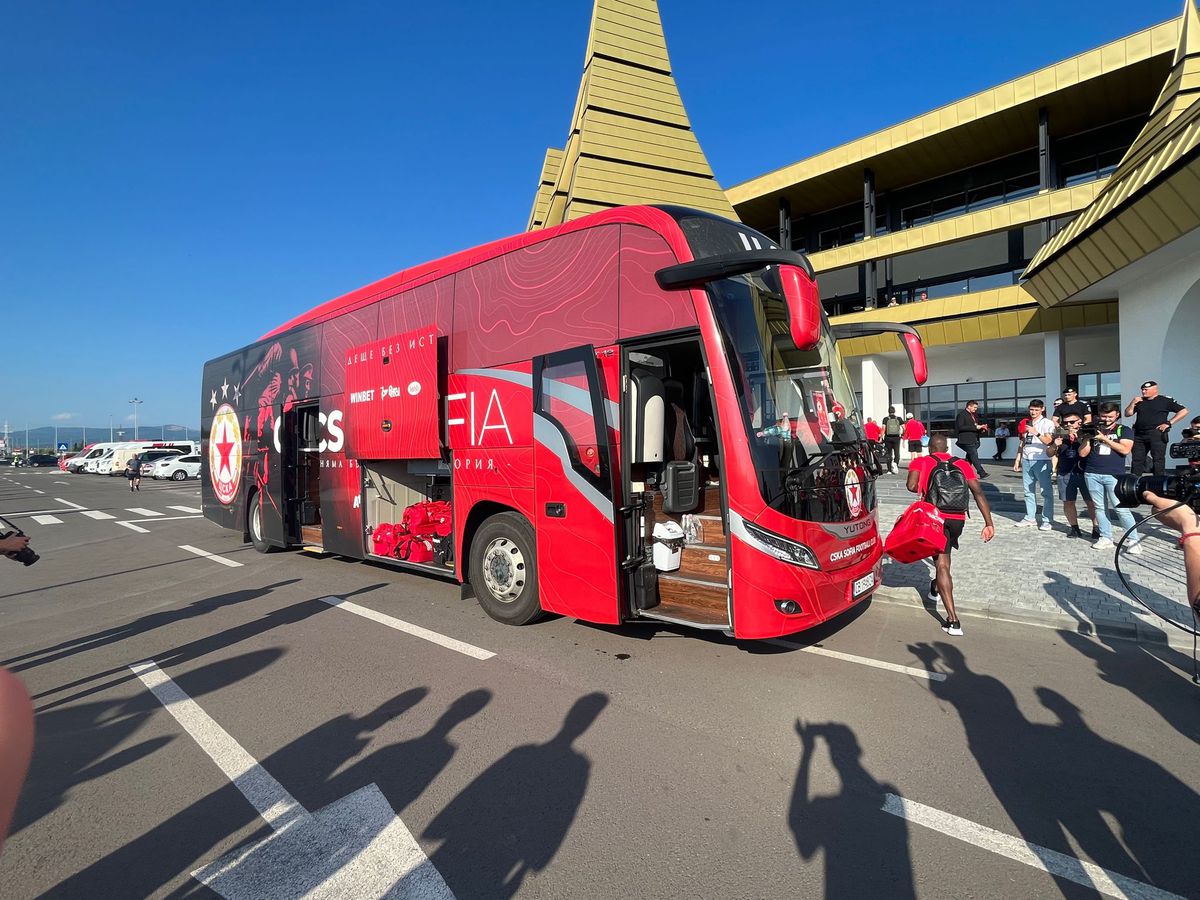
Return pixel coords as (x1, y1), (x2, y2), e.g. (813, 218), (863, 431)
(0, 0), (1183, 431)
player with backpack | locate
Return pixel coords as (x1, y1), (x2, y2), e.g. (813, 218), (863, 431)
(905, 434), (995, 635)
(881, 407), (904, 474)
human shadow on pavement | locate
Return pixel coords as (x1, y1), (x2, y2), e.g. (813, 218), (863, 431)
(12, 648), (283, 840)
(789, 720), (916, 899)
(3, 579), (301, 670)
(424, 692), (608, 899)
(908, 642), (1200, 898)
(47, 682), (436, 898)
(31, 583), (386, 712)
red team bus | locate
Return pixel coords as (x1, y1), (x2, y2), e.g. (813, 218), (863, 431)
(202, 206), (927, 640)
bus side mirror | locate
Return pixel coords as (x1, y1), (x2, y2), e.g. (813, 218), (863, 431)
(628, 370), (665, 464)
(779, 264), (821, 351)
(830, 322), (929, 386)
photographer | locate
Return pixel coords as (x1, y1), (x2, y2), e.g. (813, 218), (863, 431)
(0, 534), (30, 557)
(1081, 402), (1142, 553)
(1143, 491), (1200, 613)
(1049, 415), (1099, 540)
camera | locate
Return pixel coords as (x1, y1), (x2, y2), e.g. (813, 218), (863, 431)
(1115, 439), (1200, 511)
(0, 515), (39, 567)
(1077, 423), (1099, 441)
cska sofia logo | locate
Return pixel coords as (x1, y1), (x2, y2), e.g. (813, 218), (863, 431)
(844, 469), (864, 518)
(209, 403), (242, 505)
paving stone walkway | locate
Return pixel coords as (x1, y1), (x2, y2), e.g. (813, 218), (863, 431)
(871, 468), (1197, 649)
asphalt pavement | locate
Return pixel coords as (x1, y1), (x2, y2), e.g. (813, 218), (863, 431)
(1, 468), (1198, 899)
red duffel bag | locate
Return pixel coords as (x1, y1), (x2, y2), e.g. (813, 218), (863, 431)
(884, 500), (948, 563)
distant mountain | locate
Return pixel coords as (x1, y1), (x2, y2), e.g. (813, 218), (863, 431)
(0, 425), (200, 452)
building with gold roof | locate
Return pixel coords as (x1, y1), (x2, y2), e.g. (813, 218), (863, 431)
(536, 1), (1199, 453)
(728, 4), (1199, 449)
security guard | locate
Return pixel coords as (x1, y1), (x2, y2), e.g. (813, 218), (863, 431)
(1124, 380), (1189, 476)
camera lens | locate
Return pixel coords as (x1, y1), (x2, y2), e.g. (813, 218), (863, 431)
(1115, 474), (1178, 508)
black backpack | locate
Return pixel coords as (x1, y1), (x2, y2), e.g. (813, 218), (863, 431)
(924, 458), (970, 514)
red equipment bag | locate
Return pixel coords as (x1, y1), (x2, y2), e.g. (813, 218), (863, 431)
(884, 500), (948, 563)
(372, 523), (402, 559)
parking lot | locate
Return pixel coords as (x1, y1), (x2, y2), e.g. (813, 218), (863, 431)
(2, 468), (1199, 898)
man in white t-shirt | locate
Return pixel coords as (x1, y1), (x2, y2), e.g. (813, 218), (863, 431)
(1014, 399), (1057, 531)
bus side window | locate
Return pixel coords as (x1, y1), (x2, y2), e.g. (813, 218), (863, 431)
(540, 359), (602, 478)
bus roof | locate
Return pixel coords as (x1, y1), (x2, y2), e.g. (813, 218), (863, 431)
(260, 205), (696, 341)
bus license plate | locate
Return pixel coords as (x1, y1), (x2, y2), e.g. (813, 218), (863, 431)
(852, 572), (875, 597)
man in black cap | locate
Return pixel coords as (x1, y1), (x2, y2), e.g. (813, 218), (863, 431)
(1124, 381), (1189, 476)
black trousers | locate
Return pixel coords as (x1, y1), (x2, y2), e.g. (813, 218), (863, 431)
(960, 442), (987, 477)
(883, 436), (901, 469)
(993, 438), (1007, 459)
(1130, 431), (1169, 476)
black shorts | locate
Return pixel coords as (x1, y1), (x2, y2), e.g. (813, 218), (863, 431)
(942, 518), (965, 551)
(907, 440), (922, 452)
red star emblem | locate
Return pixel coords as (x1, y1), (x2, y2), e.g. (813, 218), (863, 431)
(215, 422), (236, 476)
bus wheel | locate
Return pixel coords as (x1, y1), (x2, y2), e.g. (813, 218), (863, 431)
(470, 512), (541, 625)
(247, 491), (276, 554)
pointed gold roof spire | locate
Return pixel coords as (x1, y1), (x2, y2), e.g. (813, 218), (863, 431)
(528, 0), (736, 230)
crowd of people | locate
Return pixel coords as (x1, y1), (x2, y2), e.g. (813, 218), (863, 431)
(868, 379), (1198, 637)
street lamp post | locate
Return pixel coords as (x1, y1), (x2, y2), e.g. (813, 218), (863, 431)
(129, 398), (143, 440)
(109, 415), (113, 442)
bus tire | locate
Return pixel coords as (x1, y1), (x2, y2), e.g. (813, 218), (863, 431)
(247, 490), (276, 554)
(469, 512), (541, 625)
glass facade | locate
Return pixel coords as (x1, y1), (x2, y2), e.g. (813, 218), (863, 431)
(903, 378), (1046, 434)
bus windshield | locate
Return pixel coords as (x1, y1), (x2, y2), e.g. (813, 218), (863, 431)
(708, 267), (870, 521)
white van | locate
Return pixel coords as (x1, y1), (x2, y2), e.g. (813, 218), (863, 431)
(103, 442), (191, 476)
(68, 442), (121, 473)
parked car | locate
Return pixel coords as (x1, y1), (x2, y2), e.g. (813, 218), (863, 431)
(155, 454), (201, 481)
(137, 448), (186, 476)
(26, 454), (60, 467)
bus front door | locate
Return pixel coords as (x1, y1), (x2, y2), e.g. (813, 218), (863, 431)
(262, 403), (299, 547)
(532, 346), (621, 625)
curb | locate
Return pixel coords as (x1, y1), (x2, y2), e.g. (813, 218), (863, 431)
(870, 586), (1197, 653)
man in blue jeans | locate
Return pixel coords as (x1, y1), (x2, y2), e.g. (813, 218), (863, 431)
(1014, 399), (1056, 530)
(1080, 401), (1142, 553)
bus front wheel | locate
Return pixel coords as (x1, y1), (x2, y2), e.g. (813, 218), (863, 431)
(247, 491), (276, 554)
(470, 512), (541, 625)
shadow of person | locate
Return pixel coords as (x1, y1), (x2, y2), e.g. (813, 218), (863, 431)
(908, 642), (1200, 898)
(4, 580), (302, 671)
(46, 680), (431, 898)
(13, 648), (284, 839)
(311, 688), (491, 817)
(424, 692), (608, 899)
(789, 721), (915, 899)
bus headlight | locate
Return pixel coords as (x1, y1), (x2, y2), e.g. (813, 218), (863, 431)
(741, 521), (820, 570)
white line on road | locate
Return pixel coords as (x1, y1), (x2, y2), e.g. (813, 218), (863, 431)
(54, 499), (86, 509)
(125, 507), (163, 517)
(766, 640), (947, 681)
(131, 661), (306, 830)
(883, 793), (1185, 900)
(116, 521), (150, 533)
(53, 480), (69, 484)
(81, 510), (116, 520)
(130, 661), (456, 899)
(32, 489), (44, 494)
(179, 545), (244, 568)
(320, 596), (495, 660)
(169, 505), (202, 513)
(30, 515), (63, 525)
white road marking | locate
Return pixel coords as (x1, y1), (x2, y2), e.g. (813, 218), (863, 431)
(126, 507), (163, 516)
(179, 545), (243, 568)
(55, 499), (86, 509)
(81, 510), (116, 520)
(169, 505), (202, 513)
(31, 515), (63, 525)
(766, 640), (947, 681)
(883, 794), (1185, 899)
(130, 661), (455, 899)
(32, 489), (44, 494)
(53, 480), (69, 484)
(320, 596), (495, 660)
(116, 521), (150, 533)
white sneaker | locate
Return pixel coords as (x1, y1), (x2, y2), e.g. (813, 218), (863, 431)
(1126, 542), (1144, 555)
(1014, 518), (1035, 528)
(1039, 522), (1053, 532)
(1092, 537), (1115, 550)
